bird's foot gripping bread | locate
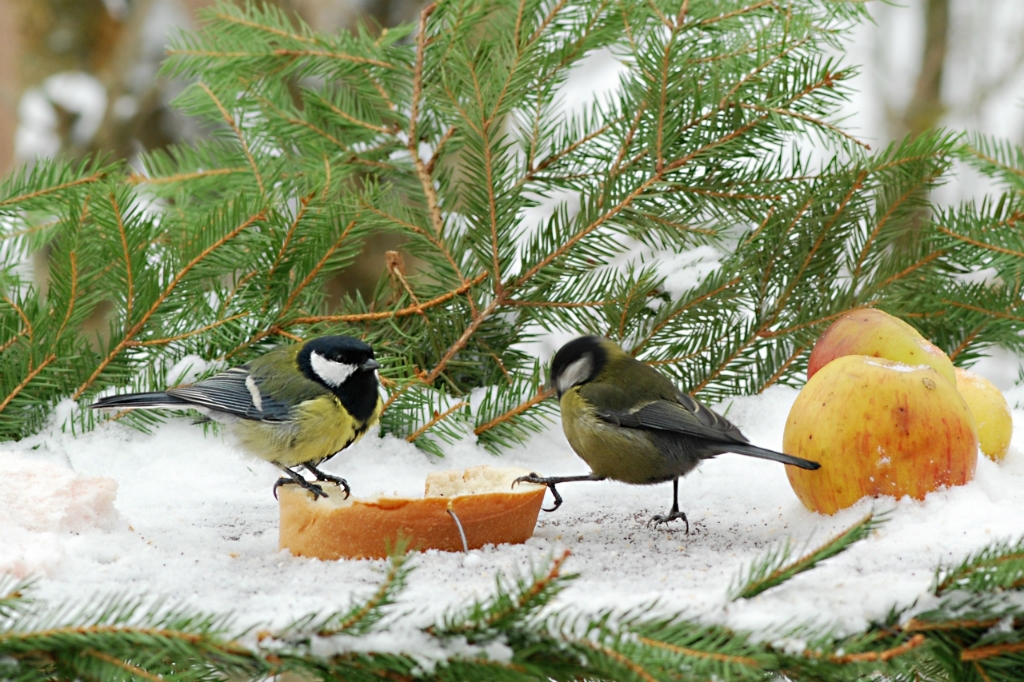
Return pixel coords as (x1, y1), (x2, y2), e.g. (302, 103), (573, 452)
(278, 466), (547, 560)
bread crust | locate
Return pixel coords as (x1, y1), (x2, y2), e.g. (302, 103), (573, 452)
(279, 466), (546, 560)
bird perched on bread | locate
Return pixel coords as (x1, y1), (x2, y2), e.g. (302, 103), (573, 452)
(91, 335), (382, 500)
(515, 336), (820, 531)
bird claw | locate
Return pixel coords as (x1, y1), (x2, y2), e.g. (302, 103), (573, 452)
(312, 472), (350, 499)
(273, 476), (328, 500)
(647, 510), (689, 533)
(513, 472), (563, 512)
(304, 463), (351, 499)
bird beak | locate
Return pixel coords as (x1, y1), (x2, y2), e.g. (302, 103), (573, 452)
(361, 359), (381, 371)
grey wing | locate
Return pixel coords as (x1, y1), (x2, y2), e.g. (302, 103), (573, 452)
(167, 367), (293, 422)
(595, 395), (748, 444)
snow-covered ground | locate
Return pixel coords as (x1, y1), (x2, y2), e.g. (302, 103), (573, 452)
(3, 382), (1023, 639)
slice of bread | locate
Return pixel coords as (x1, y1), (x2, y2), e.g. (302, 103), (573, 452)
(279, 466), (546, 560)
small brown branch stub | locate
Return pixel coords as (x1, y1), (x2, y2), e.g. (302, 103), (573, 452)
(406, 401), (468, 442)
(474, 387), (555, 436)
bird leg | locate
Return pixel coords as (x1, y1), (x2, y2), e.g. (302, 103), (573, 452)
(647, 477), (689, 533)
(273, 465), (327, 501)
(512, 472), (605, 512)
(304, 462), (351, 499)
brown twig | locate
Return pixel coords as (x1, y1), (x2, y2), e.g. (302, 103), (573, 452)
(111, 192), (133, 328)
(289, 272), (486, 326)
(961, 640), (1024, 662)
(757, 345), (805, 393)
(281, 220), (358, 315)
(408, 4), (446, 240)
(485, 550), (571, 627)
(2, 296), (33, 343)
(312, 92), (396, 135)
(425, 126), (457, 176)
(474, 387), (554, 436)
(631, 276), (742, 354)
(127, 168), (249, 185)
(903, 617), (1001, 633)
(0, 354), (57, 414)
(738, 102), (870, 150)
(936, 225), (1024, 259)
(852, 174), (938, 280)
(0, 171), (106, 208)
(700, 0), (779, 27)
(405, 401), (468, 442)
(575, 638), (658, 682)
(0, 625), (250, 656)
(321, 557), (407, 635)
(127, 315), (249, 348)
(637, 636), (761, 667)
(199, 83), (265, 194)
(212, 10), (317, 44)
(86, 650), (164, 682)
(812, 634), (927, 664)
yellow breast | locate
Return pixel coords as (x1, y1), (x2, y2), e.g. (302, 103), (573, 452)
(559, 389), (664, 483)
(234, 394), (382, 468)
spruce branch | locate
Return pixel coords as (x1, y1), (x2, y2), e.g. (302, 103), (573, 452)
(2, 0), (1023, 460)
(3, 544), (1024, 680)
(729, 511), (889, 600)
(439, 549), (574, 638)
(934, 537), (1024, 596)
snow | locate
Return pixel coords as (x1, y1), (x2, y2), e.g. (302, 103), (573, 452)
(2, 384), (1023, 642)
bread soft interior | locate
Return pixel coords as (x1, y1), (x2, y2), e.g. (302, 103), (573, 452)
(424, 465), (538, 498)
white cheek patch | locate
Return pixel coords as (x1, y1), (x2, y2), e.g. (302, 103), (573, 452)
(557, 356), (592, 394)
(310, 351), (358, 388)
(245, 375), (263, 412)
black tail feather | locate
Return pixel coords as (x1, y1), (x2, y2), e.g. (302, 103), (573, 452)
(728, 443), (821, 470)
(90, 392), (192, 410)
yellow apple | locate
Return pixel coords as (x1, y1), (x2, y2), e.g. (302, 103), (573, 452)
(955, 367), (1012, 462)
(808, 309), (956, 386)
(785, 355), (978, 515)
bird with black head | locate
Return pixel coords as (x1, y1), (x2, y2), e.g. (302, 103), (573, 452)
(91, 335), (382, 500)
(515, 336), (820, 531)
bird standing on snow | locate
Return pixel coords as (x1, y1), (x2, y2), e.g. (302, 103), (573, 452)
(515, 336), (820, 531)
(91, 335), (382, 500)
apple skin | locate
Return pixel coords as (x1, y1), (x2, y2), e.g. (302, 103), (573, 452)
(955, 367), (1013, 462)
(807, 309), (956, 386)
(785, 355), (978, 515)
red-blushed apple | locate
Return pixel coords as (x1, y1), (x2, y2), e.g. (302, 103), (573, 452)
(807, 309), (956, 386)
(955, 367), (1012, 462)
(785, 354), (978, 515)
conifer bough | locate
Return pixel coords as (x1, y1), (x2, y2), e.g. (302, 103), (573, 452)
(0, 0), (1021, 455)
(5, 524), (1024, 680)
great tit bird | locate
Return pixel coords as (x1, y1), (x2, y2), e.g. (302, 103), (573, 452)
(515, 336), (820, 531)
(90, 335), (382, 500)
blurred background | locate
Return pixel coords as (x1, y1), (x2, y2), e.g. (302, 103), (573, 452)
(0, 0), (1022, 362)
(2, 0), (1023, 186)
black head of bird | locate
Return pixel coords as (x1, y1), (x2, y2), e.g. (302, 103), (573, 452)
(91, 335), (383, 500)
(516, 335), (820, 531)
